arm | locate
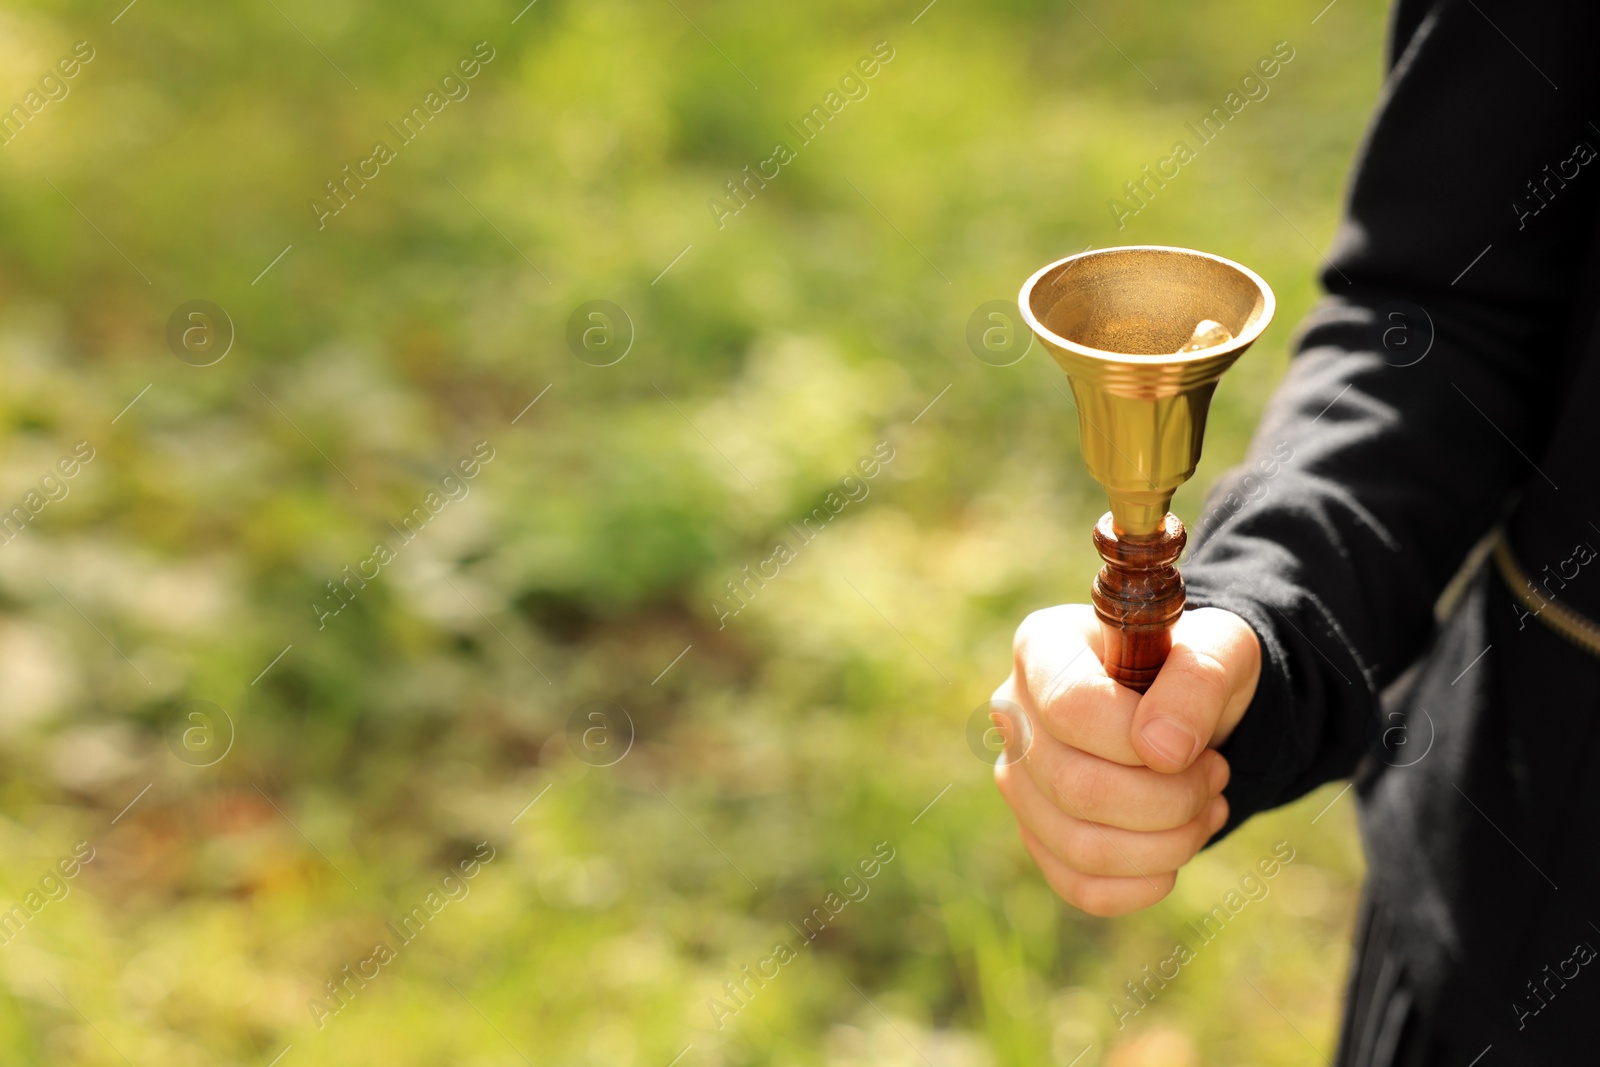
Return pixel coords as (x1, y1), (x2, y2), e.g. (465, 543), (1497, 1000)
(1185, 0), (1600, 832)
(993, 0), (1600, 912)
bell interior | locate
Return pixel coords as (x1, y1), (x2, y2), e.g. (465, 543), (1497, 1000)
(1027, 248), (1269, 357)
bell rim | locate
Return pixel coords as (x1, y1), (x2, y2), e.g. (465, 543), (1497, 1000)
(1017, 244), (1277, 366)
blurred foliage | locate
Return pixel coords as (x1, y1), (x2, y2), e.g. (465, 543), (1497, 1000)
(0, 0), (1386, 1064)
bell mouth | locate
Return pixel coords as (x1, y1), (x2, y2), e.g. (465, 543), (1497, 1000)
(1019, 245), (1275, 362)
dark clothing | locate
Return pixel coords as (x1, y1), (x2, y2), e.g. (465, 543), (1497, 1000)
(1182, 1), (1600, 1062)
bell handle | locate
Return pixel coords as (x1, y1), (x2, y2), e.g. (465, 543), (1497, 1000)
(1089, 512), (1186, 694)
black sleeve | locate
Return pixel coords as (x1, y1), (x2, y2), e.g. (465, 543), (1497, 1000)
(1180, 0), (1600, 834)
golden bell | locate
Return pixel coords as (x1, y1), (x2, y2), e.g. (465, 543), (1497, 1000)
(1017, 246), (1275, 690)
(1018, 246), (1275, 537)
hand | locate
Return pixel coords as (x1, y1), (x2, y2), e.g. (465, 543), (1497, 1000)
(991, 604), (1261, 916)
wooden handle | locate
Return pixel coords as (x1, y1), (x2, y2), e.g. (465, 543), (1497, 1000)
(1090, 512), (1186, 694)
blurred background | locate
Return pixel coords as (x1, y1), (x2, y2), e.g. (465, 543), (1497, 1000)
(0, 0), (1385, 1063)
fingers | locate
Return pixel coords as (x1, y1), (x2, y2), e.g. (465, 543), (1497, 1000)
(997, 755), (1227, 876)
(1011, 605), (1142, 766)
(1130, 607), (1262, 773)
(996, 602), (1260, 917)
(1018, 723), (1228, 832)
(1017, 824), (1176, 917)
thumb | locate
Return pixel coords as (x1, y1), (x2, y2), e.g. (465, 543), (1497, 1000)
(1130, 607), (1261, 773)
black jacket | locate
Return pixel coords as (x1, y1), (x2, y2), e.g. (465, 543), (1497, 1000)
(1182, 1), (1600, 1062)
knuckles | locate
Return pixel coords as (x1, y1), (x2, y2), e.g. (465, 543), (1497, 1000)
(1049, 749), (1111, 818)
(1010, 609), (1054, 683)
(1048, 749), (1212, 831)
(1009, 606), (1122, 745)
(1035, 673), (1116, 735)
(1011, 608), (1049, 664)
(1062, 820), (1117, 873)
(1011, 605), (1092, 672)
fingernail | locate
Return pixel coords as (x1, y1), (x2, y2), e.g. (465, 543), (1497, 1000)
(1208, 796), (1228, 833)
(1140, 718), (1200, 768)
